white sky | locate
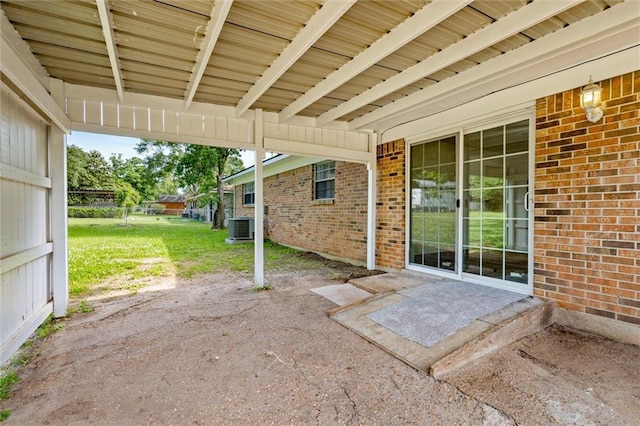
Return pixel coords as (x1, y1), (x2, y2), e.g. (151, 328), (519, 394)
(67, 131), (256, 167)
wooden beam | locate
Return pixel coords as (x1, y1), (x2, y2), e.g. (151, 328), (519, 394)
(96, 0), (125, 103)
(234, 0), (355, 117)
(278, 0), (471, 122)
(317, 0), (582, 126)
(184, 0), (233, 111)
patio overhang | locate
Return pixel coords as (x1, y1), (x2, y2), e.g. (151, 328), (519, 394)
(1, 0), (639, 296)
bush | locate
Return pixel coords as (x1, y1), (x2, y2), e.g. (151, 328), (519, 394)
(68, 207), (124, 219)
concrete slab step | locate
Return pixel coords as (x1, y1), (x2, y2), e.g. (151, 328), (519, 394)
(330, 290), (555, 377)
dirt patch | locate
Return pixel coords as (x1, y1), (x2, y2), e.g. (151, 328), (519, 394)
(3, 267), (638, 425)
(443, 325), (640, 425)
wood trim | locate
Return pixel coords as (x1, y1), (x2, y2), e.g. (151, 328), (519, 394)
(264, 137), (373, 164)
(0, 162), (51, 188)
(0, 242), (53, 275)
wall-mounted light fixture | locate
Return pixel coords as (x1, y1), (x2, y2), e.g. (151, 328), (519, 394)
(580, 76), (603, 123)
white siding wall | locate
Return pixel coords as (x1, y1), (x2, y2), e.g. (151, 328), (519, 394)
(1, 84), (53, 364)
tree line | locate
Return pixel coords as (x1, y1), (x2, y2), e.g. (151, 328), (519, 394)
(67, 139), (244, 228)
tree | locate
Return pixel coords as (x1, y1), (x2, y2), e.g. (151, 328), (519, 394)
(134, 139), (184, 198)
(135, 140), (243, 228)
(67, 145), (120, 205)
(177, 145), (242, 229)
(67, 145), (115, 191)
(111, 154), (160, 201)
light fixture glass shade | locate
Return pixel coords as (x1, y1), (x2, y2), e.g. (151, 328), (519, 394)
(580, 78), (602, 109)
(580, 77), (603, 123)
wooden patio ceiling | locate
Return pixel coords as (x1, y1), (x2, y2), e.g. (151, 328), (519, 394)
(1, 0), (637, 134)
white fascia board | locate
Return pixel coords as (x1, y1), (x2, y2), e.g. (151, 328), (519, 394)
(96, 0), (125, 103)
(235, 0), (355, 117)
(262, 110), (349, 131)
(382, 46), (639, 143)
(317, 0), (582, 126)
(353, 1), (640, 133)
(226, 155), (324, 185)
(264, 137), (373, 164)
(70, 122), (256, 151)
(278, 0), (471, 122)
(65, 83), (239, 117)
(184, 0), (233, 110)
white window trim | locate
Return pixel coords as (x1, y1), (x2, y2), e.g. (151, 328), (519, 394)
(243, 182), (255, 205)
(313, 160), (336, 200)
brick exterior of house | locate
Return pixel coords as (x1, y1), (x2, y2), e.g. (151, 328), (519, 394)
(375, 140), (406, 270)
(231, 72), (639, 328)
(234, 161), (369, 264)
(534, 71), (640, 326)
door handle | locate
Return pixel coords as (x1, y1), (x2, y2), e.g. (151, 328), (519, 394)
(524, 191), (530, 212)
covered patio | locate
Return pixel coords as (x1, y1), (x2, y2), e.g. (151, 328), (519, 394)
(1, 0), (639, 363)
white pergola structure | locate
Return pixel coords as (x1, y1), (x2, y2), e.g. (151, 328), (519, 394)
(1, 0), (638, 363)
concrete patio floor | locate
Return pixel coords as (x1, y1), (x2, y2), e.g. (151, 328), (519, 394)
(322, 272), (554, 377)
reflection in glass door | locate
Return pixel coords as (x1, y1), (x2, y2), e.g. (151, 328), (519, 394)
(409, 136), (457, 272)
(462, 120), (529, 284)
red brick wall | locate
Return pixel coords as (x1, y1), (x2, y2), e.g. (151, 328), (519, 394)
(534, 71), (640, 325)
(234, 161), (368, 264)
(376, 140), (406, 269)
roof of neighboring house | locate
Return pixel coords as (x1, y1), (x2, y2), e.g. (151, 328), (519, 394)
(223, 154), (326, 185)
(158, 195), (185, 203)
(184, 188), (234, 202)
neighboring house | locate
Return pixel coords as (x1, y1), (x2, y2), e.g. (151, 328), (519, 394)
(185, 189), (234, 224)
(156, 195), (185, 214)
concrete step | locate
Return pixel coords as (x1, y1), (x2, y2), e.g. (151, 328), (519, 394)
(330, 289), (555, 377)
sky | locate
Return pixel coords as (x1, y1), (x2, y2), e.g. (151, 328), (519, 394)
(67, 131), (256, 167)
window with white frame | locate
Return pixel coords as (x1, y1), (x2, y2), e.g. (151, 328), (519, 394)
(313, 161), (335, 200)
(243, 182), (255, 205)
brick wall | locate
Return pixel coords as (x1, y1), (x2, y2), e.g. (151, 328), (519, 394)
(376, 140), (406, 269)
(234, 161), (369, 264)
(534, 71), (640, 326)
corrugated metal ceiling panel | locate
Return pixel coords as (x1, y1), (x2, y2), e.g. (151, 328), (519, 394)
(0, 0), (631, 126)
(2, 0), (110, 88)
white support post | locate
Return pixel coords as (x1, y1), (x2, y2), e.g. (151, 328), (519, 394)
(51, 127), (68, 316)
(50, 80), (68, 317)
(254, 110), (265, 287)
(366, 133), (377, 270)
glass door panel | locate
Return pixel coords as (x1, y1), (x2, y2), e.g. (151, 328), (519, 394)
(409, 136), (457, 272)
(463, 119), (529, 285)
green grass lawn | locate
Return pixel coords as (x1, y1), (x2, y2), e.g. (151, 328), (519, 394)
(410, 211), (505, 249)
(68, 215), (316, 297)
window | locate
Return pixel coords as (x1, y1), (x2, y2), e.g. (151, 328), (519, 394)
(243, 182), (255, 205)
(314, 161), (335, 200)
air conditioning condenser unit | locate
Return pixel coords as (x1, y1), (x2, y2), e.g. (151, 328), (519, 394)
(226, 217), (255, 243)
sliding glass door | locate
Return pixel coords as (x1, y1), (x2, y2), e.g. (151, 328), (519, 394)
(408, 118), (531, 290)
(409, 136), (457, 272)
(462, 120), (530, 284)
